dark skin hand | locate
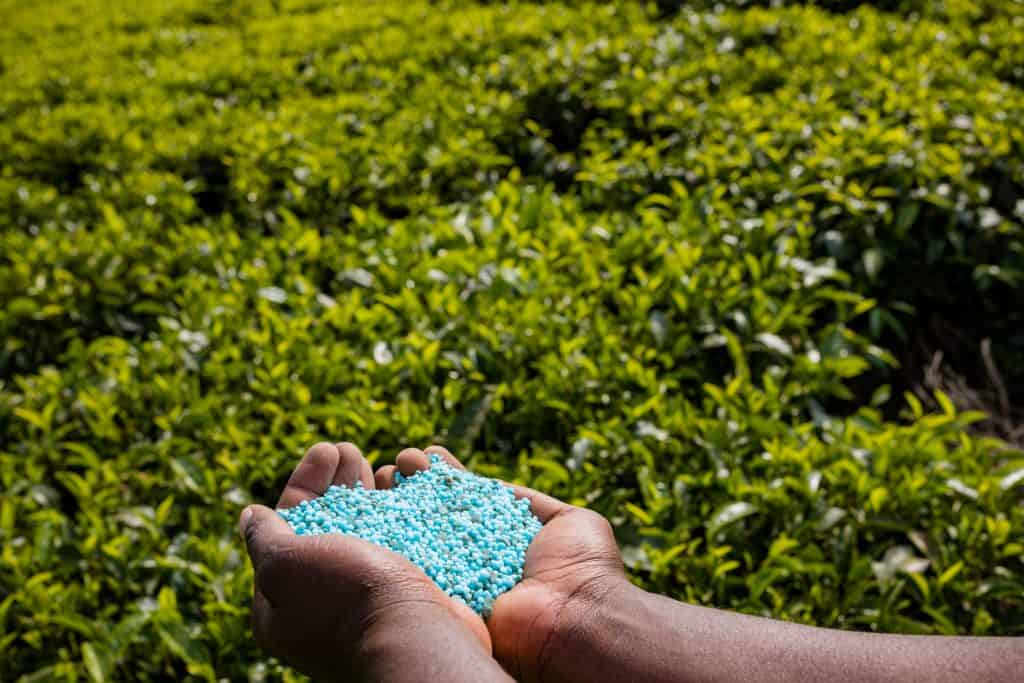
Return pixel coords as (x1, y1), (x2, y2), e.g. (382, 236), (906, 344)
(377, 445), (627, 681)
(245, 442), (1024, 682)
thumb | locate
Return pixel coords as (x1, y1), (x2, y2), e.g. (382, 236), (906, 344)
(239, 504), (295, 572)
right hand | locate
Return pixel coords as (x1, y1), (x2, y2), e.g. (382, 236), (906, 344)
(396, 446), (629, 682)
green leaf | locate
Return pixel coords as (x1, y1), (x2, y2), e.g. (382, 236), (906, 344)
(937, 561), (963, 588)
(934, 391), (955, 416)
(862, 248), (884, 281)
(722, 329), (749, 384)
(110, 612), (150, 653)
(624, 503), (654, 525)
(524, 457), (570, 484)
(707, 502), (758, 537)
(756, 332), (792, 356)
(869, 487), (889, 511)
(714, 560), (741, 579)
(156, 621), (210, 667)
(17, 666), (57, 683)
(82, 642), (108, 683)
(999, 469), (1024, 492)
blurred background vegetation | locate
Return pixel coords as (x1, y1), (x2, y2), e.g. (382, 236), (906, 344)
(1, 0), (1022, 680)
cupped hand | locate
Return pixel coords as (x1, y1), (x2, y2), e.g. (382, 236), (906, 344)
(395, 445), (628, 682)
(240, 442), (492, 682)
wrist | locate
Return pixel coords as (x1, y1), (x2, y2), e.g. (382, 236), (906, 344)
(357, 600), (508, 683)
(519, 574), (637, 683)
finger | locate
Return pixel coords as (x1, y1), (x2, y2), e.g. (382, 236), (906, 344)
(241, 504), (294, 556)
(423, 444), (467, 471)
(503, 482), (572, 524)
(395, 447), (429, 477)
(333, 442), (374, 489)
(240, 504), (296, 605)
(374, 464), (398, 490)
(278, 442), (340, 509)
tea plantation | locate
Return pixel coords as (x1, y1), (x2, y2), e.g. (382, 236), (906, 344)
(2, 0), (1023, 680)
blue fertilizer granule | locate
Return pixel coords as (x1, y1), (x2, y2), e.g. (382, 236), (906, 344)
(278, 455), (542, 616)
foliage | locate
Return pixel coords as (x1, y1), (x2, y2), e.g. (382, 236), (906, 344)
(1, 0), (1022, 680)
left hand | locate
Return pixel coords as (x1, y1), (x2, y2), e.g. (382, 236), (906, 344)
(241, 442), (498, 682)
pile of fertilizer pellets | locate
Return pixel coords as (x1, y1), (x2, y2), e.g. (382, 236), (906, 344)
(278, 454), (543, 616)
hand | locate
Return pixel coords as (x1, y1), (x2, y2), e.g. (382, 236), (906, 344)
(393, 445), (628, 682)
(240, 442), (502, 682)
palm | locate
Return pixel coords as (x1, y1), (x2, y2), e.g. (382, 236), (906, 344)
(316, 532), (491, 649)
(488, 497), (624, 679)
(527, 509), (619, 578)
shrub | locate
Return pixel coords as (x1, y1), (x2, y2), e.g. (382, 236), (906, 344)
(1, 0), (1022, 680)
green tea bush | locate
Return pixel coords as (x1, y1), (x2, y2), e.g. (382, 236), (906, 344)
(1, 0), (1022, 680)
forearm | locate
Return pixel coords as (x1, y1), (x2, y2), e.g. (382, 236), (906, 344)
(539, 580), (1023, 683)
(357, 606), (512, 683)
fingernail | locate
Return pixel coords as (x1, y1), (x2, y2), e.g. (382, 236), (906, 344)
(239, 506), (254, 534)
